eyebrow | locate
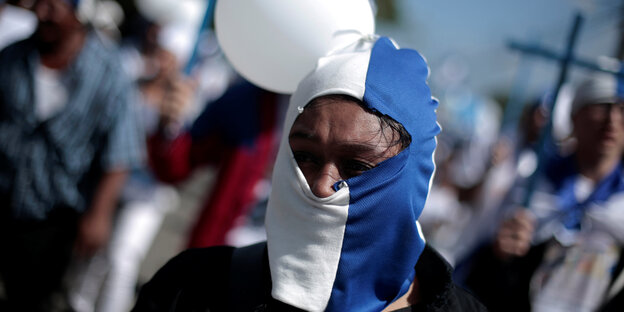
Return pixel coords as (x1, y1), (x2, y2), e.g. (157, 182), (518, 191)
(289, 130), (384, 154)
(289, 130), (316, 141)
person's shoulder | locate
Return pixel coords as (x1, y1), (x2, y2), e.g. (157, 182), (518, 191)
(441, 286), (489, 312)
(0, 37), (36, 85)
(166, 245), (236, 273)
(82, 31), (128, 77)
(149, 245), (236, 286)
(0, 36), (34, 64)
(132, 246), (235, 312)
(84, 30), (118, 58)
(415, 245), (488, 312)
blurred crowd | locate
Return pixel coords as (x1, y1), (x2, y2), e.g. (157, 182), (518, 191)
(0, 0), (623, 311)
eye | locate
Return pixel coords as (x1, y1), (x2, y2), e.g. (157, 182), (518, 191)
(341, 160), (376, 179)
(292, 151), (319, 167)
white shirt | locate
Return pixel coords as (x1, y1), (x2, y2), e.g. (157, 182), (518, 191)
(35, 64), (68, 121)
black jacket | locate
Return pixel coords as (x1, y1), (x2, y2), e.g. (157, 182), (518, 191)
(133, 243), (486, 311)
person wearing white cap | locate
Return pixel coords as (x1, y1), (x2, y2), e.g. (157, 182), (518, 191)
(464, 72), (624, 312)
(132, 36), (486, 311)
(0, 0), (143, 310)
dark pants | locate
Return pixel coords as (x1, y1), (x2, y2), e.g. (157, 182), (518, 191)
(0, 209), (79, 312)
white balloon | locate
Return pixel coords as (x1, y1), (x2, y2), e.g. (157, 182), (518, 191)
(215, 0), (375, 94)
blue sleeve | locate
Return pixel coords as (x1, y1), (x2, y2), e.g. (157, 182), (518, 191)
(190, 80), (263, 147)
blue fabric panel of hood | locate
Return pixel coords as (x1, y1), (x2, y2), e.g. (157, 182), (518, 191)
(326, 37), (440, 311)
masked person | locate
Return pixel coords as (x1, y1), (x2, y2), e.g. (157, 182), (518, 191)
(133, 36), (486, 311)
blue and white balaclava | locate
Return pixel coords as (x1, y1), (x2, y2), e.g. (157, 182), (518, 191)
(265, 36), (440, 311)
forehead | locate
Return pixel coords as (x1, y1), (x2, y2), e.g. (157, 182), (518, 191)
(35, 0), (72, 8)
(290, 97), (382, 137)
(289, 96), (403, 164)
(574, 101), (620, 115)
(33, 0), (77, 18)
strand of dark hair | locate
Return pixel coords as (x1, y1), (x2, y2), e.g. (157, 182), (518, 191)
(307, 94), (412, 151)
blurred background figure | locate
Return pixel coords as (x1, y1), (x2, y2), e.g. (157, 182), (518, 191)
(0, 0), (144, 311)
(464, 73), (624, 312)
(148, 78), (288, 249)
(126, 0), (288, 251)
(63, 5), (195, 312)
(58, 0), (285, 309)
